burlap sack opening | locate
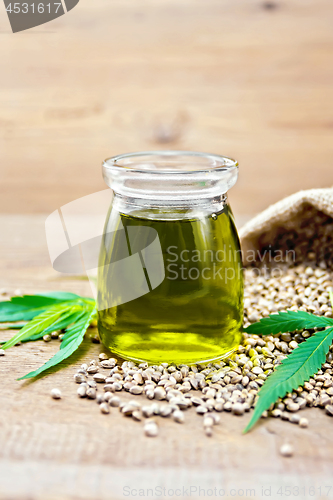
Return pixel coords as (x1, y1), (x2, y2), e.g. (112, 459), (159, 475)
(239, 188), (333, 268)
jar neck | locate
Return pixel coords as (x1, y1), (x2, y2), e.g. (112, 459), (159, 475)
(112, 192), (228, 220)
(103, 152), (238, 205)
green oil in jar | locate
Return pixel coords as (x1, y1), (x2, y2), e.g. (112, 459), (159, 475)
(97, 204), (243, 364)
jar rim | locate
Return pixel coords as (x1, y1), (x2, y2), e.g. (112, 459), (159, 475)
(103, 150), (238, 175)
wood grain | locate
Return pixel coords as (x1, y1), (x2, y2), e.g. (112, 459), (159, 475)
(0, 215), (333, 500)
(0, 0), (333, 219)
(1, 1), (333, 497)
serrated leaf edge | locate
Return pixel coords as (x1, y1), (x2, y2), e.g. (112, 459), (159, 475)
(17, 307), (96, 380)
(244, 310), (333, 336)
(244, 326), (333, 433)
(1, 303), (77, 350)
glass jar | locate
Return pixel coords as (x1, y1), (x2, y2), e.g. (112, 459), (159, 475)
(97, 151), (243, 364)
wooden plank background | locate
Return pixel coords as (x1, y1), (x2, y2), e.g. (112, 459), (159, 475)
(0, 0), (333, 219)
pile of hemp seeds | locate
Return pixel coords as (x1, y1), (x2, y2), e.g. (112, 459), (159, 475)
(67, 262), (333, 438)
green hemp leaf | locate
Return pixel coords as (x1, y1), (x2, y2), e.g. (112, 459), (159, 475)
(243, 307), (333, 432)
(0, 293), (96, 379)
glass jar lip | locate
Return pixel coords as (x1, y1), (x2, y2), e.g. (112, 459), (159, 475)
(103, 150), (238, 175)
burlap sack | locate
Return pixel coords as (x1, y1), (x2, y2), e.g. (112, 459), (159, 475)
(239, 188), (333, 268)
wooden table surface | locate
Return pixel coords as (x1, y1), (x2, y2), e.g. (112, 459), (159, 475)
(1, 215), (333, 500)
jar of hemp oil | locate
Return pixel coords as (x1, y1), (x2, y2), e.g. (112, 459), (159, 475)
(97, 151), (243, 364)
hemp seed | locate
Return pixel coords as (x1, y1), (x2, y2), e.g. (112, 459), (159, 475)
(109, 396), (121, 407)
(77, 385), (87, 398)
(100, 402), (110, 414)
(280, 444), (294, 457)
(144, 421), (159, 437)
(299, 418), (309, 428)
(50, 388), (62, 400)
(74, 373), (86, 384)
(99, 353), (109, 361)
(86, 388), (97, 399)
(173, 410), (185, 423)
